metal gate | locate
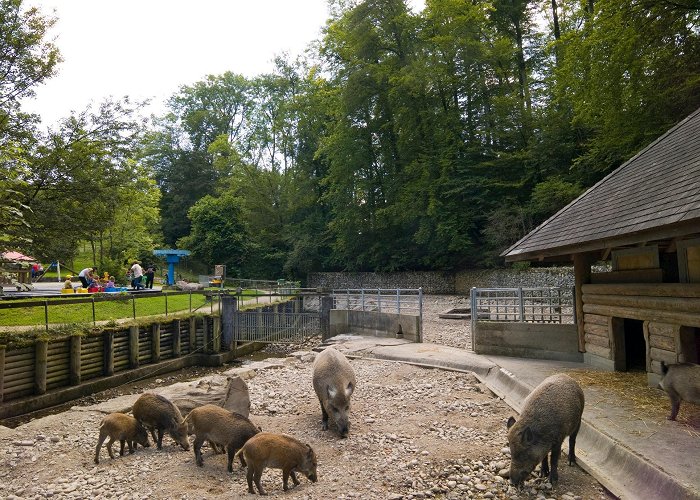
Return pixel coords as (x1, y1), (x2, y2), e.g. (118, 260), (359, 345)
(224, 296), (325, 345)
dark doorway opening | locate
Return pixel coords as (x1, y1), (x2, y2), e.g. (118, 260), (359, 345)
(623, 319), (646, 371)
(679, 326), (700, 364)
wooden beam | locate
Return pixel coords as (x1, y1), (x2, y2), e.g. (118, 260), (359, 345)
(574, 253), (595, 352)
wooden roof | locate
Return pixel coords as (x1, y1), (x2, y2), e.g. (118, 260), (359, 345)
(504, 107), (700, 262)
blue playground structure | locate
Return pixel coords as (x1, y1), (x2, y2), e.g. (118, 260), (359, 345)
(153, 249), (190, 285)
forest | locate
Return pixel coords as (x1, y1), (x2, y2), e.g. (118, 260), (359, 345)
(2, 0), (699, 280)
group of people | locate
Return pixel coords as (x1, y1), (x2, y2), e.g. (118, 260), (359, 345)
(128, 261), (156, 290)
(67, 267), (116, 291)
(69, 263), (157, 292)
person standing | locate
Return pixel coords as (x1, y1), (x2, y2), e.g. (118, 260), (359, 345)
(144, 266), (155, 289)
(78, 267), (96, 288)
(130, 261), (144, 290)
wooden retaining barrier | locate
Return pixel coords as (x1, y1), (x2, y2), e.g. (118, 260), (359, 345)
(0, 315), (221, 406)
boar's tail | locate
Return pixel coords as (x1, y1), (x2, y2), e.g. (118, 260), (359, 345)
(661, 361), (669, 375)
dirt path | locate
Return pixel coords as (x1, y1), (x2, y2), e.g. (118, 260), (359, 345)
(0, 296), (613, 499)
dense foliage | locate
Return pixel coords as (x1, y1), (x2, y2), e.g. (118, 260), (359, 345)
(3, 0), (700, 279)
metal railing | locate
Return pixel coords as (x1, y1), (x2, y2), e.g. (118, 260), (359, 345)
(331, 288), (423, 328)
(470, 286), (575, 331)
(234, 310), (321, 344)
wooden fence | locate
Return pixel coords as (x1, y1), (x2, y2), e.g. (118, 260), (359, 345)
(0, 315), (220, 403)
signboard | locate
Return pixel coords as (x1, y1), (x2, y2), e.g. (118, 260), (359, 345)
(214, 265), (226, 278)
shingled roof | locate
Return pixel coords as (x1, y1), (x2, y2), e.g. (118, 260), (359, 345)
(503, 107), (700, 262)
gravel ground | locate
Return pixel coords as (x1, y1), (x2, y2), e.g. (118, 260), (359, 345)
(0, 296), (613, 499)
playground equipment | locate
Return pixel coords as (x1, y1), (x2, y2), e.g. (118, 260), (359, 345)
(153, 249), (191, 286)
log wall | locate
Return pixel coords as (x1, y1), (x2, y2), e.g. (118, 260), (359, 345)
(581, 283), (700, 375)
(0, 316), (213, 403)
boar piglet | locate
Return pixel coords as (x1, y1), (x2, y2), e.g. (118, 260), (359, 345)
(506, 373), (584, 486)
(183, 404), (261, 472)
(133, 393), (189, 451)
(312, 347), (356, 438)
(236, 432), (318, 495)
(660, 362), (700, 421)
(94, 412), (150, 464)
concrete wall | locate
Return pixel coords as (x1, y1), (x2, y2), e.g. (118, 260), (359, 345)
(330, 309), (421, 342)
(473, 322), (582, 362)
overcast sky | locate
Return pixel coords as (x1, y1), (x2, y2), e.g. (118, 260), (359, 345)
(23, 1), (425, 127)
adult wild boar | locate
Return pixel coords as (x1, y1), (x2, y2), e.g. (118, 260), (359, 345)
(94, 412), (150, 464)
(235, 432), (318, 495)
(660, 362), (700, 421)
(312, 347), (356, 438)
(183, 404), (261, 472)
(133, 393), (189, 450)
(506, 373), (584, 486)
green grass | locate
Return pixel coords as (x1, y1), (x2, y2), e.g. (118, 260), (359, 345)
(0, 293), (210, 327)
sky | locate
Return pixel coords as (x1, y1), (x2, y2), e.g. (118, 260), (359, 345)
(23, 1), (426, 127)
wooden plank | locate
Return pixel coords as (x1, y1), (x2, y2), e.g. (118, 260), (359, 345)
(649, 334), (675, 351)
(650, 347), (677, 365)
(582, 283), (700, 298)
(585, 333), (610, 348)
(591, 269), (663, 284)
(585, 313), (609, 326)
(0, 346), (4, 403)
(35, 340), (48, 395)
(583, 293), (700, 313)
(585, 342), (611, 359)
(583, 303), (700, 328)
(584, 322), (609, 336)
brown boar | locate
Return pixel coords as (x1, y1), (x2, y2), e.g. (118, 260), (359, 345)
(660, 362), (700, 420)
(183, 404), (261, 472)
(506, 373), (584, 486)
(132, 393), (189, 450)
(235, 432), (318, 495)
(94, 412), (150, 464)
(312, 347), (356, 438)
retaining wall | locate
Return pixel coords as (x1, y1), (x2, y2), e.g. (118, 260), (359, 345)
(329, 310), (421, 342)
(473, 322), (582, 362)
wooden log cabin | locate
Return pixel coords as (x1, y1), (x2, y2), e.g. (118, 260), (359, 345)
(502, 107), (700, 386)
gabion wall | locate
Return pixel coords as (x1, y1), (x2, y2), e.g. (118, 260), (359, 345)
(306, 267), (576, 295)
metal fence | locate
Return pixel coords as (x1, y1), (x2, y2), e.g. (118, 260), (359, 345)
(0, 290), (220, 331)
(331, 288), (423, 327)
(470, 287), (575, 331)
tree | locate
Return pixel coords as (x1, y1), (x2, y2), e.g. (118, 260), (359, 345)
(177, 193), (249, 275)
(0, 0), (60, 251)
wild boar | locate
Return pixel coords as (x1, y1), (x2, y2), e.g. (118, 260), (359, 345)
(94, 412), (150, 464)
(506, 373), (584, 486)
(312, 347), (356, 438)
(660, 362), (700, 421)
(235, 432), (318, 495)
(132, 393), (189, 451)
(183, 404), (261, 472)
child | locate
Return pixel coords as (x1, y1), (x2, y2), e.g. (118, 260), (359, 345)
(105, 276), (115, 288)
(63, 276), (74, 290)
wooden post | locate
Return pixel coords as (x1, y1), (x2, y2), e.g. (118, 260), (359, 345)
(104, 331), (114, 376)
(35, 339), (48, 395)
(212, 316), (221, 353)
(202, 317), (210, 354)
(0, 345), (5, 403)
(70, 335), (81, 385)
(129, 325), (140, 368)
(189, 317), (197, 352)
(574, 253), (594, 352)
(221, 295), (237, 351)
(172, 319), (181, 358)
(320, 295), (333, 341)
(152, 323), (161, 363)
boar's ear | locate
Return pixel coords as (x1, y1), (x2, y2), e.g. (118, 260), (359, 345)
(345, 382), (354, 397)
(506, 416), (516, 429)
(521, 426), (535, 445)
(327, 385), (337, 399)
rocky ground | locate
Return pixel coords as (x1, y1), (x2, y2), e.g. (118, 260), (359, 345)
(0, 296), (613, 499)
